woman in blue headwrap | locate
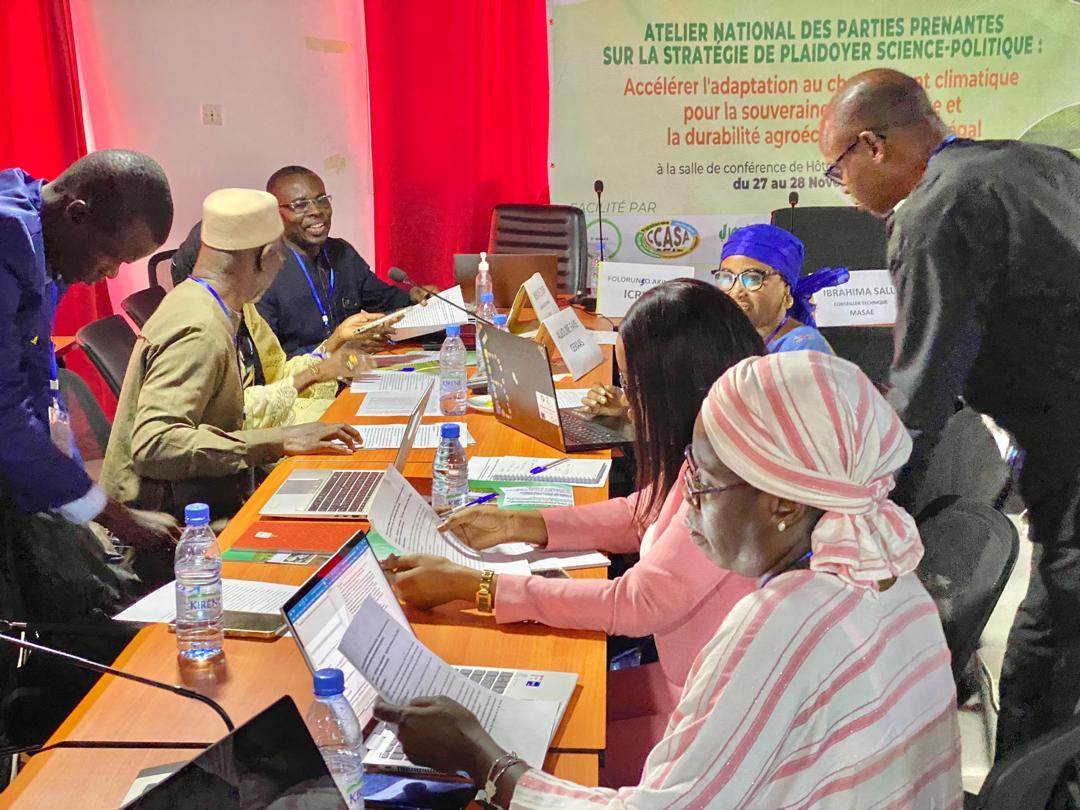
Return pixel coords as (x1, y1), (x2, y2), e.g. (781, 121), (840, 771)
(714, 223), (848, 353)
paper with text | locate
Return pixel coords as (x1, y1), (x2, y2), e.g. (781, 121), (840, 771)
(541, 307), (603, 380)
(368, 467), (529, 573)
(339, 596), (559, 767)
(351, 423), (474, 449)
(390, 285), (469, 340)
(522, 273), (560, 321)
(114, 579), (297, 624)
(351, 371), (438, 394)
(356, 390), (442, 417)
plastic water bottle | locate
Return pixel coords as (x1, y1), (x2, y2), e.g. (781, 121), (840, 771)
(587, 239), (603, 297)
(174, 503), (224, 664)
(474, 251), (493, 309)
(493, 312), (509, 331)
(474, 292), (497, 379)
(306, 668), (365, 809)
(439, 324), (468, 416)
(432, 423), (468, 512)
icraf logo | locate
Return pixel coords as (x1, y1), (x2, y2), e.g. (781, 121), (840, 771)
(635, 219), (700, 259)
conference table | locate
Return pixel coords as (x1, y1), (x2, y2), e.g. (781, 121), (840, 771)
(3, 307), (615, 807)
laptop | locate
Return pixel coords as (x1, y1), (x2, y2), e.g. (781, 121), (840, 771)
(479, 325), (635, 453)
(123, 696), (347, 808)
(281, 532), (578, 777)
(260, 377), (433, 519)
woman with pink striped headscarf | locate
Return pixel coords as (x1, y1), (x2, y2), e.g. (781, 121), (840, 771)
(372, 351), (962, 809)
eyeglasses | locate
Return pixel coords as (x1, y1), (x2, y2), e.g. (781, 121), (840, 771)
(280, 195), (333, 214)
(711, 267), (780, 293)
(617, 370), (635, 396)
(682, 445), (750, 509)
(823, 132), (885, 186)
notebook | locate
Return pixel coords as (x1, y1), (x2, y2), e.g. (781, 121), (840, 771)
(468, 456), (612, 488)
(227, 520), (361, 555)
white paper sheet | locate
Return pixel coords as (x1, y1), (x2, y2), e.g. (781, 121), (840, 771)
(390, 285), (469, 340)
(356, 390), (442, 417)
(554, 388), (591, 409)
(351, 423), (474, 449)
(350, 371), (438, 394)
(468, 456), (612, 488)
(488, 543), (611, 573)
(339, 596), (559, 767)
(114, 579), (297, 624)
(587, 330), (618, 346)
(367, 467), (529, 573)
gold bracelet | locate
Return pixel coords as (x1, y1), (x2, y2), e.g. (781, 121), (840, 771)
(476, 570), (495, 613)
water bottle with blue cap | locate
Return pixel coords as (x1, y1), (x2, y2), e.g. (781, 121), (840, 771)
(306, 668), (365, 808)
(439, 324), (468, 415)
(174, 502), (224, 663)
(432, 422), (468, 512)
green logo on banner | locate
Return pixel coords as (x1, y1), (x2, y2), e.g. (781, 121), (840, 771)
(636, 220), (700, 259)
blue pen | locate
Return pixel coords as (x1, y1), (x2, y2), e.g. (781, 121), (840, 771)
(401, 367), (415, 372)
(529, 457), (570, 475)
(442, 491), (499, 518)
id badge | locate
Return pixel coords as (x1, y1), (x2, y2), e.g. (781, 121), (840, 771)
(49, 402), (74, 458)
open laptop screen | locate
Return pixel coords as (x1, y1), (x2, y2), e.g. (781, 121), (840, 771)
(282, 533), (410, 727)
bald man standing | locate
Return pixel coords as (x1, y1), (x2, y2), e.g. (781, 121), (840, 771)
(820, 69), (1080, 763)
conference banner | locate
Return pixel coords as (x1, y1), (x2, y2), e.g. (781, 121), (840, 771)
(549, 0), (1080, 271)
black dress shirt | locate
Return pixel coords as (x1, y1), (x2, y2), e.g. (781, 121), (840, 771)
(886, 138), (1080, 503)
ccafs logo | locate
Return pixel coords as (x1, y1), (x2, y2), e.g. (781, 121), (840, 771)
(635, 219), (700, 259)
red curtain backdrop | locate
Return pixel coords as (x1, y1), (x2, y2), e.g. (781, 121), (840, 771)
(0, 0), (116, 414)
(364, 0), (551, 288)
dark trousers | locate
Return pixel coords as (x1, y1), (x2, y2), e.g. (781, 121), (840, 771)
(0, 496), (161, 744)
(997, 463), (1080, 764)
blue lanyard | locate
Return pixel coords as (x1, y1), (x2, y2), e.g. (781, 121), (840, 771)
(47, 281), (60, 403)
(930, 134), (958, 161)
(291, 248), (334, 333)
(760, 549), (813, 588)
(765, 315), (790, 348)
(191, 277), (234, 324)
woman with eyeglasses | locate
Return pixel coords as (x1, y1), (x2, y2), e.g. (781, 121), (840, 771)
(380, 279), (763, 786)
(714, 223), (848, 354)
(373, 352), (961, 808)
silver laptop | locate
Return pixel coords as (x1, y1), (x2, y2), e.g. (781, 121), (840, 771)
(282, 532), (578, 776)
(261, 377), (433, 519)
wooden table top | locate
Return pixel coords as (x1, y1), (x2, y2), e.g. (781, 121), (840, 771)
(4, 310), (615, 805)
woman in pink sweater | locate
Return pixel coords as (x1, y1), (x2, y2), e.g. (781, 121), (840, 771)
(383, 279), (763, 786)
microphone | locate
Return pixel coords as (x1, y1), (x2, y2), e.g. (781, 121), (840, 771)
(0, 625), (235, 732)
(389, 266), (494, 326)
(787, 191), (799, 234)
(594, 180), (606, 262)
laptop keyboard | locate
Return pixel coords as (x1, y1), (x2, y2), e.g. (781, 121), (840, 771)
(376, 668), (514, 763)
(560, 409), (623, 446)
(309, 470), (381, 513)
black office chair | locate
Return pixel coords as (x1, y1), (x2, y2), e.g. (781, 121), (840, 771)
(56, 368), (111, 482)
(488, 204), (587, 296)
(146, 248), (177, 289)
(120, 286), (166, 329)
(965, 712), (1080, 809)
(911, 407), (1012, 518)
(75, 315), (137, 398)
(916, 495), (1019, 718)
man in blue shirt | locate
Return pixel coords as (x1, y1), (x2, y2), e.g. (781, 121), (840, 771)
(0, 150), (180, 725)
(171, 166), (436, 356)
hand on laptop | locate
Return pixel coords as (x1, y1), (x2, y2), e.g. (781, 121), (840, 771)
(579, 383), (629, 419)
(282, 422), (362, 455)
(96, 499), (181, 552)
(438, 507), (548, 551)
(373, 696), (507, 786)
(382, 554), (480, 609)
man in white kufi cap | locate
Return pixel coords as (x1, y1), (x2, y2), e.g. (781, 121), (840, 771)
(103, 189), (360, 524)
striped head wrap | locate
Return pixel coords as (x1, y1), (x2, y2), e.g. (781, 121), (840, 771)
(701, 350), (922, 590)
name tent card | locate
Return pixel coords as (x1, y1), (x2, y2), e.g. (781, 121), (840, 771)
(812, 269), (896, 327)
(539, 307), (603, 380)
(507, 272), (561, 332)
(596, 261), (694, 318)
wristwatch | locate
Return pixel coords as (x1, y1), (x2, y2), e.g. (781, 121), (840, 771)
(476, 570), (496, 613)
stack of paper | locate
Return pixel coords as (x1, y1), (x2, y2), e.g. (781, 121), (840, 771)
(356, 390), (442, 417)
(469, 456), (612, 488)
(350, 371), (437, 395)
(390, 285), (469, 340)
